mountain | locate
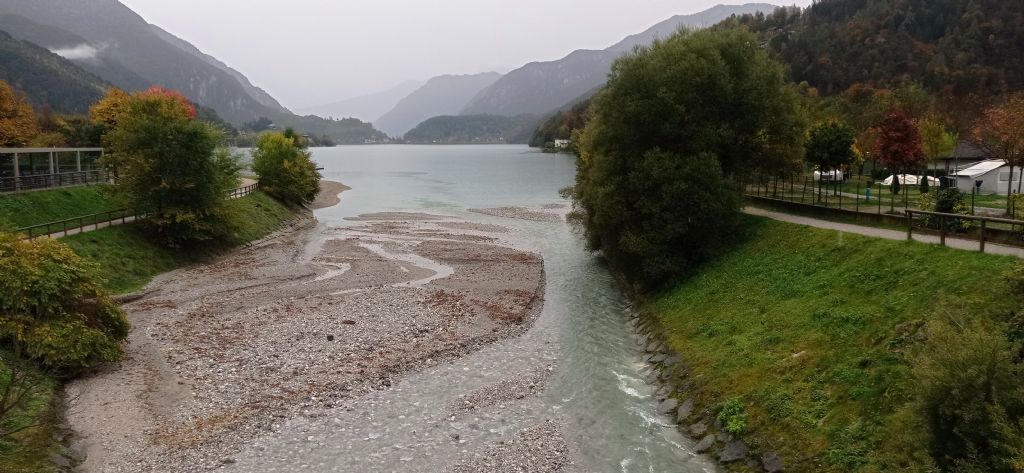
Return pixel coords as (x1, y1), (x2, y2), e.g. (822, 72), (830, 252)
(0, 29), (108, 114)
(460, 3), (779, 117)
(147, 24), (291, 115)
(374, 72), (502, 137)
(0, 0), (385, 142)
(297, 80), (423, 123)
(403, 114), (538, 144)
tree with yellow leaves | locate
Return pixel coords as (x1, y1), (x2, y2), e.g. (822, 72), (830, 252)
(0, 80), (38, 147)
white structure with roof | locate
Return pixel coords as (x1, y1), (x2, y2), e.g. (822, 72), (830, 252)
(953, 160), (1022, 195)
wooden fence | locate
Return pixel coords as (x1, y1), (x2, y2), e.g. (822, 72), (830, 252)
(15, 182), (261, 240)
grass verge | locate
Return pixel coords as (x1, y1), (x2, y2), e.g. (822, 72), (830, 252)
(0, 186), (121, 230)
(0, 353), (60, 473)
(646, 216), (1018, 472)
(61, 191), (298, 294)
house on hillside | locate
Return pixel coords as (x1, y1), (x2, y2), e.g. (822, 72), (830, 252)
(554, 139), (571, 149)
(952, 159), (1023, 195)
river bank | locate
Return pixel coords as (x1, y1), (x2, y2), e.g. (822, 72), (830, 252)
(64, 191), (556, 471)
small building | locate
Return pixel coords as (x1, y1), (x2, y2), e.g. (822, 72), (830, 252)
(952, 159), (1023, 195)
(553, 139), (571, 149)
(929, 141), (990, 173)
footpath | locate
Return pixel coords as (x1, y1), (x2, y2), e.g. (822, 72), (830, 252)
(745, 206), (1024, 259)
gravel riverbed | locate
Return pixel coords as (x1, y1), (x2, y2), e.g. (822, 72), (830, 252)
(64, 204), (569, 472)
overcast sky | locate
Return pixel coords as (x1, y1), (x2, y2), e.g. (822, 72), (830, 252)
(118, 0), (813, 109)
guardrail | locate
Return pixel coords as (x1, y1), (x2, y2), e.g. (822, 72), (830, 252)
(905, 210), (1024, 252)
(14, 182), (261, 240)
(0, 170), (110, 194)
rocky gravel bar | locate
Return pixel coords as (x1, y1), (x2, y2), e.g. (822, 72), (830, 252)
(64, 209), (562, 472)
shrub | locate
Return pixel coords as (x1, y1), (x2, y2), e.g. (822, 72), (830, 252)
(252, 131), (321, 205)
(717, 397), (748, 435)
(919, 188), (974, 232)
(911, 317), (1024, 473)
(0, 234), (128, 370)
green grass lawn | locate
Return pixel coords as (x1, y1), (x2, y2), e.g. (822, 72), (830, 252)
(62, 191), (297, 294)
(646, 216), (1018, 472)
(0, 186), (122, 230)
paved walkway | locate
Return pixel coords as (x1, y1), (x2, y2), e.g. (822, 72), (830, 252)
(745, 206), (1024, 259)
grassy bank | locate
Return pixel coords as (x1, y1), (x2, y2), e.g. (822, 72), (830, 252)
(62, 191), (297, 294)
(646, 216), (1018, 472)
(0, 186), (121, 230)
(0, 354), (60, 473)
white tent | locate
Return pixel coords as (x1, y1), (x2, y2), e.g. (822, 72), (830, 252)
(881, 175), (940, 186)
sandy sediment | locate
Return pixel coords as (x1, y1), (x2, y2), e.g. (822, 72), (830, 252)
(65, 210), (547, 472)
(309, 180), (351, 210)
(469, 206), (565, 223)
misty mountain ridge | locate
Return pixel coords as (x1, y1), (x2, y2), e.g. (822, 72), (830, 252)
(460, 3), (779, 117)
(298, 80), (424, 123)
(0, 0), (387, 143)
(373, 72), (502, 137)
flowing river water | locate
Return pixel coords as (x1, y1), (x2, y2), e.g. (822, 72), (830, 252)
(267, 145), (717, 472)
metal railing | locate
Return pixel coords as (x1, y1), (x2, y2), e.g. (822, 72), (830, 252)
(14, 182), (262, 240)
(0, 170), (110, 194)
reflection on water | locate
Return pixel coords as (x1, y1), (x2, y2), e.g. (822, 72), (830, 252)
(310, 145), (716, 472)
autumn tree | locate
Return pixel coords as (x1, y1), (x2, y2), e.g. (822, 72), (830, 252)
(876, 109), (925, 212)
(103, 88), (238, 245)
(918, 116), (957, 192)
(0, 80), (38, 147)
(974, 94), (1024, 206)
(252, 129), (321, 205)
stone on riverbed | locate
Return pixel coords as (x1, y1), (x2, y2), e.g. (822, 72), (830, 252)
(676, 399), (694, 422)
(762, 452), (785, 472)
(657, 398), (678, 414)
(694, 435), (716, 454)
(719, 440), (749, 463)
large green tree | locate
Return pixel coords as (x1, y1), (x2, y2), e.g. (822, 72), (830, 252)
(103, 88), (239, 245)
(571, 28), (805, 287)
(805, 122), (857, 200)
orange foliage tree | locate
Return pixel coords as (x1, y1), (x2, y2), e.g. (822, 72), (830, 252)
(90, 86), (196, 132)
(0, 80), (38, 147)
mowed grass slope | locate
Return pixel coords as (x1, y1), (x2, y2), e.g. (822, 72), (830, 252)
(0, 186), (122, 230)
(647, 216), (1018, 472)
(62, 191), (297, 294)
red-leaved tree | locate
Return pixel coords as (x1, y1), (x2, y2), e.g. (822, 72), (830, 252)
(973, 94), (1024, 206)
(875, 109), (925, 211)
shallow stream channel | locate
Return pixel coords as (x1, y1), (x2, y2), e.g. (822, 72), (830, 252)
(231, 145), (718, 472)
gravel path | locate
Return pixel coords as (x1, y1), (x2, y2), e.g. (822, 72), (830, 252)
(65, 208), (561, 472)
(745, 206), (1024, 258)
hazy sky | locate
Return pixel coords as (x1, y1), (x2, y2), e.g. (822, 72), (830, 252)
(118, 0), (813, 109)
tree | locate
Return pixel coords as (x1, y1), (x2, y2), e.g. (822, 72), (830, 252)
(0, 233), (129, 370)
(919, 116), (958, 171)
(805, 122), (857, 200)
(103, 88), (239, 245)
(0, 80), (38, 147)
(252, 131), (321, 205)
(570, 28), (805, 287)
(974, 94), (1024, 209)
(876, 109), (925, 212)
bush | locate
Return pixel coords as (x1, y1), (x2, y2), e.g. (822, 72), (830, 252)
(0, 234), (128, 370)
(918, 188), (974, 232)
(717, 397), (748, 435)
(252, 131), (321, 205)
(570, 28), (804, 287)
(912, 317), (1024, 473)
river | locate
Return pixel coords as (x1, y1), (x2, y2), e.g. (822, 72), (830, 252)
(305, 145), (717, 472)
